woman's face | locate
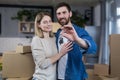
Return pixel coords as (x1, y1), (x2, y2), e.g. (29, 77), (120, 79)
(38, 15), (52, 32)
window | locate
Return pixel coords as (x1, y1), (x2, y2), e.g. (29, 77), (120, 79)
(117, 18), (120, 27)
(116, 7), (120, 27)
(117, 8), (120, 16)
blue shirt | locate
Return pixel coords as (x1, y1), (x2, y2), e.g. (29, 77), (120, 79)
(55, 24), (97, 80)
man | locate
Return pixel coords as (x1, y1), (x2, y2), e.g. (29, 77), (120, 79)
(55, 2), (97, 80)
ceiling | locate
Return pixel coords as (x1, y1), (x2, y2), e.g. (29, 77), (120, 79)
(0, 0), (100, 7)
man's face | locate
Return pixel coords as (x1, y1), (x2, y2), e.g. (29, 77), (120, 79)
(56, 6), (72, 26)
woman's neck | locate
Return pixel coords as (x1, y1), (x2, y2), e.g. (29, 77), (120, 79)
(43, 32), (49, 38)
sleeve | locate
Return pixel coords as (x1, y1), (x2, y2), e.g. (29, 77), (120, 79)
(78, 28), (97, 54)
(31, 36), (52, 69)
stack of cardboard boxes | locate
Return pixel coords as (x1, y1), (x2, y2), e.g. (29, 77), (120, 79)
(87, 34), (120, 80)
(2, 34), (120, 80)
(2, 45), (35, 80)
(87, 69), (119, 80)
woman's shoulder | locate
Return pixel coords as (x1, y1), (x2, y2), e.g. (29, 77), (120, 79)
(33, 36), (41, 39)
(32, 36), (42, 42)
(31, 36), (43, 46)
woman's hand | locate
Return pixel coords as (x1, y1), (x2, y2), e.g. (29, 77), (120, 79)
(59, 41), (73, 56)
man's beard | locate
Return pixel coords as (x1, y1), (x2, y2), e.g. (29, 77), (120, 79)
(58, 18), (70, 26)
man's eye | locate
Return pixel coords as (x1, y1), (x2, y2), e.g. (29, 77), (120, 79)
(57, 13), (61, 15)
(63, 11), (66, 14)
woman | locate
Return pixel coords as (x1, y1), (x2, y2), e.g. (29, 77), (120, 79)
(31, 12), (72, 80)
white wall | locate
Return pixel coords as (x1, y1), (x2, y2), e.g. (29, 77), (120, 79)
(0, 37), (32, 53)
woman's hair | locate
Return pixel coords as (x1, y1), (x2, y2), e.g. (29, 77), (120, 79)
(34, 12), (54, 38)
(55, 2), (71, 12)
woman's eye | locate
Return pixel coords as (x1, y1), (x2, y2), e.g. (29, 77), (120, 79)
(43, 21), (48, 24)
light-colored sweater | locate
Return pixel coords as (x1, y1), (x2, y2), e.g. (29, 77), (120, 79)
(31, 36), (58, 80)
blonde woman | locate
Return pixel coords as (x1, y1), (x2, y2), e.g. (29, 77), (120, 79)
(31, 12), (72, 80)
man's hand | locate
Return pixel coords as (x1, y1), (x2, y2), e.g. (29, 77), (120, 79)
(60, 25), (79, 42)
(60, 25), (88, 49)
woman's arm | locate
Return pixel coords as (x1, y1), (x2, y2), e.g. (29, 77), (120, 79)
(50, 41), (73, 64)
(31, 36), (72, 69)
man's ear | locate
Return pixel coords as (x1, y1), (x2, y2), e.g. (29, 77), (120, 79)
(70, 11), (72, 18)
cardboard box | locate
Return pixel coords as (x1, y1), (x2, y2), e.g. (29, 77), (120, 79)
(98, 76), (119, 80)
(110, 56), (120, 76)
(94, 64), (109, 76)
(109, 34), (120, 76)
(94, 34), (120, 78)
(52, 22), (61, 33)
(16, 45), (31, 53)
(94, 64), (120, 78)
(2, 51), (35, 78)
(87, 69), (101, 80)
(109, 34), (120, 57)
(6, 77), (31, 80)
(87, 69), (119, 80)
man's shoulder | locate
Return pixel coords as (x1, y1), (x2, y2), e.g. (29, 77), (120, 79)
(73, 24), (84, 32)
(56, 29), (61, 35)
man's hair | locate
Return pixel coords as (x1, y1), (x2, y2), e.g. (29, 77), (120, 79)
(55, 2), (71, 12)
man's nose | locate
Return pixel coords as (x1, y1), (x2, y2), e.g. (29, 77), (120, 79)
(59, 14), (65, 18)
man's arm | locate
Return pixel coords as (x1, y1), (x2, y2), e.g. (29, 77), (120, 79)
(61, 25), (97, 54)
